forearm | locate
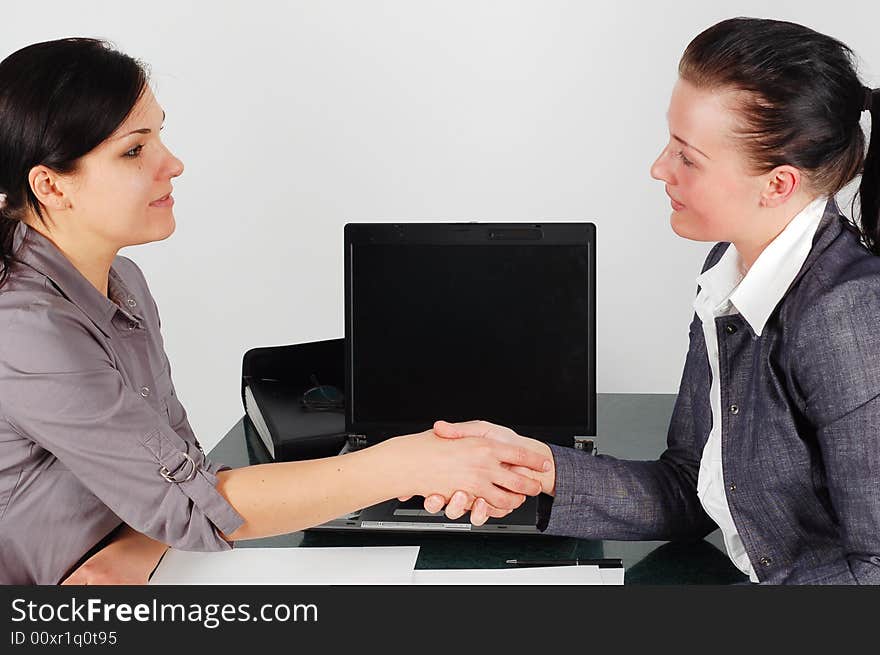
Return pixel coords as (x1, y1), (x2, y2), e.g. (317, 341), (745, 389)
(216, 439), (407, 541)
(113, 525), (169, 560)
(543, 445), (716, 541)
(116, 527), (169, 579)
(61, 525), (169, 585)
(540, 341), (717, 540)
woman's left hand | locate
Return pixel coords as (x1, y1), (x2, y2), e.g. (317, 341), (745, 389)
(60, 526), (168, 585)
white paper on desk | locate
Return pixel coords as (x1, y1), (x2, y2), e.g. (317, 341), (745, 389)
(599, 566), (625, 585)
(149, 546), (419, 585)
(412, 565), (618, 585)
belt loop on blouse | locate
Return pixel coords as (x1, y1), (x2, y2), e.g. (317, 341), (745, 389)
(159, 451), (197, 483)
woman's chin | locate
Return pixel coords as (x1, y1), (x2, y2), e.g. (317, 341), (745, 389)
(670, 211), (715, 242)
(159, 214), (176, 240)
(128, 214), (176, 246)
(150, 213), (176, 242)
(670, 211), (694, 239)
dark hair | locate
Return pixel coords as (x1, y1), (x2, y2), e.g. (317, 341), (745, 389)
(679, 17), (880, 253)
(0, 38), (148, 287)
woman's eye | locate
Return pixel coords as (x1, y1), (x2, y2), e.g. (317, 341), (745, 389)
(675, 150), (694, 167)
(123, 145), (144, 158)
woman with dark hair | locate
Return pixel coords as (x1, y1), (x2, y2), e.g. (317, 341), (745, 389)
(430, 17), (880, 584)
(0, 39), (550, 585)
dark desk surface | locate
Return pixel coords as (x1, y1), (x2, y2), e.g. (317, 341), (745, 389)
(210, 393), (746, 584)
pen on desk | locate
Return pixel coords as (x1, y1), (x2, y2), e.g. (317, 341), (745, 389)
(505, 558), (623, 568)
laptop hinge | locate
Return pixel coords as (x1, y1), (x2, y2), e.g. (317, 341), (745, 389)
(573, 436), (597, 455)
(346, 434), (368, 450)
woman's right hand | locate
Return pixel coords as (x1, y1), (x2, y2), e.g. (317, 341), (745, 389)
(387, 429), (551, 513)
(414, 420), (556, 525)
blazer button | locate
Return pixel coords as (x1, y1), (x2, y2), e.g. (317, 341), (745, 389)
(140, 386), (151, 398)
(729, 404), (739, 414)
(729, 483), (736, 492)
(725, 324), (738, 334)
(759, 556), (772, 567)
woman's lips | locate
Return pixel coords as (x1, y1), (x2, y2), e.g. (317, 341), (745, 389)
(149, 193), (174, 208)
(666, 189), (685, 211)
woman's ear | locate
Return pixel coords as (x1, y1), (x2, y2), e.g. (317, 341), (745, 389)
(28, 165), (70, 213)
(759, 165), (801, 208)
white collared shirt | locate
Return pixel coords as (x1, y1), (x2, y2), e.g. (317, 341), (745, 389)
(692, 195), (827, 582)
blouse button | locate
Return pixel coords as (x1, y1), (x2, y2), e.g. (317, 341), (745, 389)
(140, 386), (151, 398)
(126, 298), (137, 309)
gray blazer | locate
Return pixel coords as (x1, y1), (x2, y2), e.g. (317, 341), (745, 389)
(539, 199), (880, 584)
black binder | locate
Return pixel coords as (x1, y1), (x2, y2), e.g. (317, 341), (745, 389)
(240, 338), (346, 461)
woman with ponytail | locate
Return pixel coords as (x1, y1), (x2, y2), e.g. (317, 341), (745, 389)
(432, 18), (880, 584)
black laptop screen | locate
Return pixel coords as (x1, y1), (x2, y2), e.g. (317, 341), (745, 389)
(346, 226), (595, 443)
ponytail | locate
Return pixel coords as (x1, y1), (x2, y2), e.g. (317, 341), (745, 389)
(859, 87), (880, 254)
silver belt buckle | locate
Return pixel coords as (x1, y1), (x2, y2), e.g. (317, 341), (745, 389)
(159, 451), (197, 483)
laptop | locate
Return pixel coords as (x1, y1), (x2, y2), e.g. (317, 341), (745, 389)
(313, 222), (596, 533)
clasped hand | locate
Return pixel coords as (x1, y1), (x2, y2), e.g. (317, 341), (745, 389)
(399, 420), (556, 527)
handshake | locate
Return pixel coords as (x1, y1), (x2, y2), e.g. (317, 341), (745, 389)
(389, 420), (557, 527)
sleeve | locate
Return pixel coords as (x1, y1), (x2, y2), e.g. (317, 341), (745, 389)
(789, 276), (880, 584)
(537, 243), (730, 540)
(0, 300), (245, 551)
(537, 311), (717, 541)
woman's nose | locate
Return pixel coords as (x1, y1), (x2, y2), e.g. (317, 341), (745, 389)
(160, 143), (184, 179)
(650, 146), (672, 183)
(167, 153), (184, 179)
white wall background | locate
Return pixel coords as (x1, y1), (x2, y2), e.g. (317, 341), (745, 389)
(3, 1), (878, 451)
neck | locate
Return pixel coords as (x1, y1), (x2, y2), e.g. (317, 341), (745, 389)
(733, 194), (817, 273)
(24, 217), (117, 297)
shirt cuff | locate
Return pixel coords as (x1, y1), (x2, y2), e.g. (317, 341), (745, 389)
(142, 429), (245, 547)
(536, 493), (554, 531)
(190, 458), (246, 544)
(535, 443), (581, 535)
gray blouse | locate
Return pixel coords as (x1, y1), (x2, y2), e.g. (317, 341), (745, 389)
(0, 221), (244, 584)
